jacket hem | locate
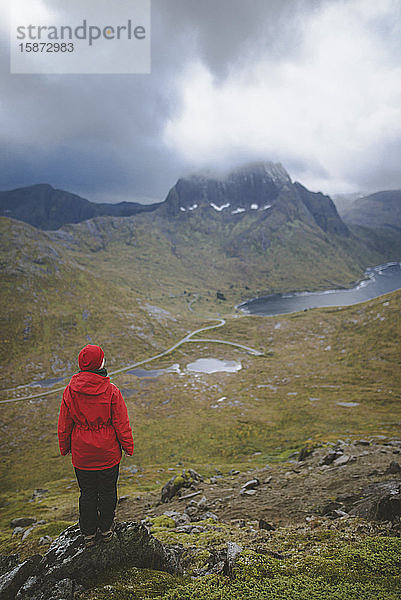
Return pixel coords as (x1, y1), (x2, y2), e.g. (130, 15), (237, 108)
(72, 458), (121, 471)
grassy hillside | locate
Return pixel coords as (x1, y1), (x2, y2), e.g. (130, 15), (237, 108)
(0, 217), (197, 387)
(0, 289), (400, 599)
(52, 210), (384, 305)
(1, 288), (400, 489)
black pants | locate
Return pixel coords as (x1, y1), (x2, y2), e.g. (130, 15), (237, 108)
(74, 463), (120, 535)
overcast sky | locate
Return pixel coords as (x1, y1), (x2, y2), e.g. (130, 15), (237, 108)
(0, 0), (400, 203)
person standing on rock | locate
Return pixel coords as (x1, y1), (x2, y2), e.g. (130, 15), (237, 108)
(58, 344), (134, 547)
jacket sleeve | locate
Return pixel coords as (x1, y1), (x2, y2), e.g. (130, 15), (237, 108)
(111, 387), (134, 455)
(58, 388), (74, 455)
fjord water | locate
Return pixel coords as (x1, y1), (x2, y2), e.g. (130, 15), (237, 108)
(240, 262), (401, 316)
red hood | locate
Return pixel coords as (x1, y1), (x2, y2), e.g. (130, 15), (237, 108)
(69, 372), (111, 396)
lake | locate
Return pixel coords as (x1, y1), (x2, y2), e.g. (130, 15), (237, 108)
(239, 262), (401, 316)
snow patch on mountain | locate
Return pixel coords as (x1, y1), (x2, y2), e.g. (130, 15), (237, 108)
(210, 202), (230, 211)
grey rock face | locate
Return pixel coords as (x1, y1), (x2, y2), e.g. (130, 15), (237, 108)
(0, 555), (42, 600)
(162, 161), (348, 239)
(0, 555), (20, 578)
(349, 481), (401, 521)
(1, 522), (182, 600)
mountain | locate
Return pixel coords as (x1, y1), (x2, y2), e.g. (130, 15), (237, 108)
(161, 162), (349, 237)
(338, 190), (401, 259)
(1, 164), (401, 600)
(0, 183), (161, 230)
(1, 161), (397, 385)
(340, 190), (401, 230)
(31, 161), (386, 314)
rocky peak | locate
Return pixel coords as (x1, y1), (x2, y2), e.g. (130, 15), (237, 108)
(161, 161), (348, 238)
(163, 161), (294, 217)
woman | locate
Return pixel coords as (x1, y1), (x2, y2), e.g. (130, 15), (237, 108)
(58, 344), (134, 547)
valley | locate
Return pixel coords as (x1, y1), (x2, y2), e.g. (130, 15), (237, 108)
(0, 162), (400, 599)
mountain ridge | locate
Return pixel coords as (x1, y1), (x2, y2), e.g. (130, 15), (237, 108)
(0, 183), (162, 230)
(340, 189), (401, 230)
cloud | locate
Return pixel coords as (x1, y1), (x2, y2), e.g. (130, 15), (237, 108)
(164, 0), (401, 193)
(0, 0), (400, 200)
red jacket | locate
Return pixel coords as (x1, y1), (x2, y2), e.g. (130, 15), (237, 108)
(58, 372), (134, 470)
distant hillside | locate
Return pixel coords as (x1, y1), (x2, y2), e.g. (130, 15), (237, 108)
(0, 183), (161, 230)
(339, 190), (401, 260)
(340, 190), (401, 230)
(42, 162), (386, 307)
(0, 216), (192, 387)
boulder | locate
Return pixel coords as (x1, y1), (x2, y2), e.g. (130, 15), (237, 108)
(240, 479), (260, 492)
(387, 461), (401, 474)
(226, 542), (243, 577)
(161, 469), (203, 503)
(10, 518), (36, 529)
(0, 555), (42, 600)
(319, 449), (343, 466)
(349, 480), (401, 522)
(333, 454), (352, 467)
(205, 542), (242, 577)
(2, 521), (182, 600)
(258, 519), (276, 531)
(162, 511), (191, 526)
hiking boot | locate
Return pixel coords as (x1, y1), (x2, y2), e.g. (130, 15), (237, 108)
(84, 533), (97, 548)
(100, 523), (115, 542)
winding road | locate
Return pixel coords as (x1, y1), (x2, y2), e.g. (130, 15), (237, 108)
(0, 318), (262, 404)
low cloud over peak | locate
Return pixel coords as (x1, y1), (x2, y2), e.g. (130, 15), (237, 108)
(0, 0), (400, 201)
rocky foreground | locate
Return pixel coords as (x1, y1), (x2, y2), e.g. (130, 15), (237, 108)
(1, 437), (401, 600)
(117, 437), (401, 526)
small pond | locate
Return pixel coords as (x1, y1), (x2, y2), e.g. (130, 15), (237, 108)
(186, 358), (242, 374)
(128, 358), (242, 378)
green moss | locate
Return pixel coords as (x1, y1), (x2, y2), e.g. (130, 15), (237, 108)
(149, 515), (176, 529)
(78, 566), (187, 600)
(159, 536), (401, 599)
(0, 520), (74, 559)
(26, 520), (74, 539)
(159, 575), (401, 600)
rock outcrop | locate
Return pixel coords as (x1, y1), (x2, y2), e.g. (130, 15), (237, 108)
(349, 480), (401, 522)
(0, 521), (182, 600)
(161, 469), (203, 503)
